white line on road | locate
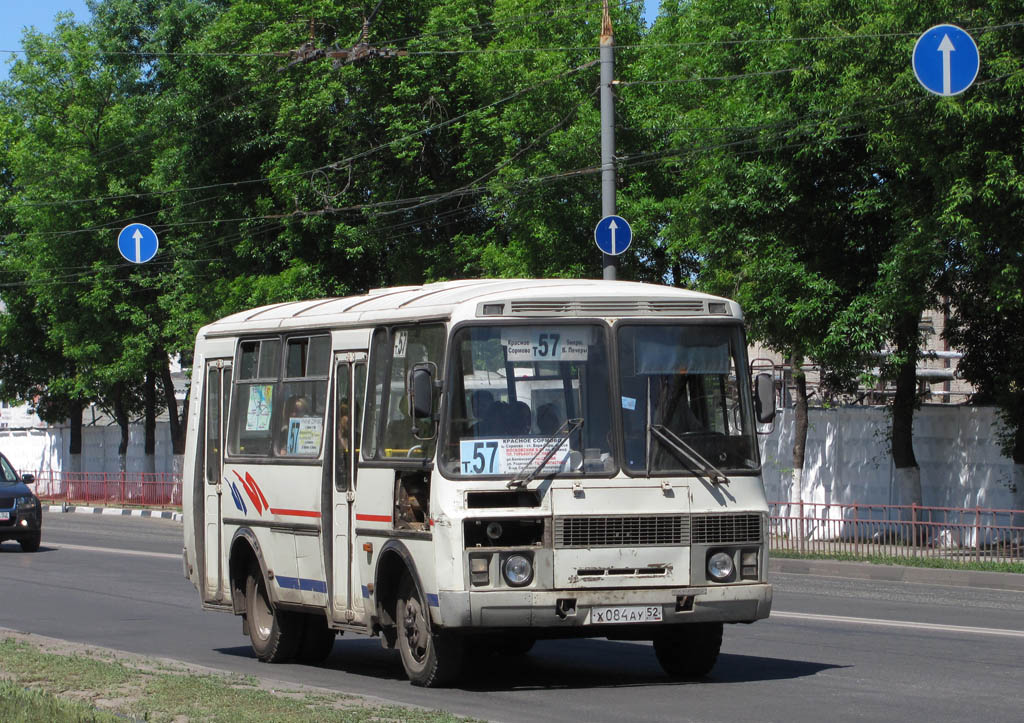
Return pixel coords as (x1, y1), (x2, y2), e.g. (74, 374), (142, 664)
(48, 542), (179, 561)
(772, 610), (1024, 639)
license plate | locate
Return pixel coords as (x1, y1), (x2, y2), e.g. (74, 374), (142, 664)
(0, 512), (9, 521)
(589, 605), (663, 624)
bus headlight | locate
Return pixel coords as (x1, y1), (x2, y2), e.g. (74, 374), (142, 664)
(502, 554), (534, 587)
(707, 551), (735, 582)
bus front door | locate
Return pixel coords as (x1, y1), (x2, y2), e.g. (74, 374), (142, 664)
(201, 360), (231, 603)
(327, 354), (367, 625)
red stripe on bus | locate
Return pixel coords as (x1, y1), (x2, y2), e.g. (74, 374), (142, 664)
(355, 514), (393, 523)
(269, 508), (321, 518)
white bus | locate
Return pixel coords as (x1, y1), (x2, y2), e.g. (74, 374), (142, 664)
(181, 279), (775, 687)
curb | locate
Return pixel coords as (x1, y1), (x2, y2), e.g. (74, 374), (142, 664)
(46, 504), (183, 523)
(769, 557), (1024, 592)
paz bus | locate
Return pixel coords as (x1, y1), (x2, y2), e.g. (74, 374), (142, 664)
(181, 279), (776, 687)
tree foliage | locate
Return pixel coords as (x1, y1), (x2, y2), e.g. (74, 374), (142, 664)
(2, 0), (1024, 476)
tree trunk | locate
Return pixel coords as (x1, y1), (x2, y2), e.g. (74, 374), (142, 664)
(791, 351), (809, 492)
(160, 359), (186, 456)
(790, 352), (810, 546)
(113, 383), (130, 474)
(890, 313), (922, 540)
(1012, 423), (1024, 532)
(144, 369), (157, 475)
(67, 400), (83, 497)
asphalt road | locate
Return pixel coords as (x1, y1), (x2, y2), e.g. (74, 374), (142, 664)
(1, 513), (1022, 722)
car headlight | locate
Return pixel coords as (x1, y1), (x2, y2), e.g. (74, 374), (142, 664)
(502, 554), (534, 587)
(15, 496), (38, 510)
(707, 551), (735, 582)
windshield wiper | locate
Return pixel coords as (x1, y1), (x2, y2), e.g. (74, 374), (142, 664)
(647, 423), (730, 485)
(508, 417), (583, 489)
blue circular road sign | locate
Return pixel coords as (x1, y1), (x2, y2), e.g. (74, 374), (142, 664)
(594, 215), (632, 256)
(912, 24), (979, 97)
(117, 223), (159, 264)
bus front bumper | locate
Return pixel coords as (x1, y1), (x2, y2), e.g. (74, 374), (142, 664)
(436, 582), (772, 630)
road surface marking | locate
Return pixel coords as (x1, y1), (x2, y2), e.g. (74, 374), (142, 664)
(773, 610), (1024, 639)
(48, 542), (179, 561)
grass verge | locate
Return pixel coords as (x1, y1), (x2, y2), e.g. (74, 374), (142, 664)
(771, 549), (1024, 574)
(0, 634), (475, 723)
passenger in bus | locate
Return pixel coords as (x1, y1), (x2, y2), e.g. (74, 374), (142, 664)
(507, 400), (532, 436)
(337, 403), (350, 454)
(469, 390), (495, 436)
(536, 403), (562, 436)
(279, 395), (312, 455)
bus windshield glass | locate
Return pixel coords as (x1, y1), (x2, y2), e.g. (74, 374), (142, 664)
(441, 324), (614, 478)
(618, 323), (759, 475)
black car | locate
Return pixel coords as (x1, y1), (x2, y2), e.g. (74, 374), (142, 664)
(0, 452), (42, 552)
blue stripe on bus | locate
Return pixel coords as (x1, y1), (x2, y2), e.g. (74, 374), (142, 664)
(275, 576), (327, 594)
(426, 593), (439, 607)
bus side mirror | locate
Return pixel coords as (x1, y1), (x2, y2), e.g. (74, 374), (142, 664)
(754, 372), (775, 424)
(410, 364), (435, 420)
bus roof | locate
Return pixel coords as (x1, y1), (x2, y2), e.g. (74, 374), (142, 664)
(199, 278), (739, 338)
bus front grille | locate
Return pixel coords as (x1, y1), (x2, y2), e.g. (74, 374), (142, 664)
(554, 513), (763, 548)
(690, 513), (763, 544)
(555, 515), (689, 548)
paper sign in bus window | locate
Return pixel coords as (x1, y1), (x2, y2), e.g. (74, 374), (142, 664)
(501, 327), (590, 362)
(287, 417), (323, 455)
(459, 437), (570, 475)
(245, 385), (274, 431)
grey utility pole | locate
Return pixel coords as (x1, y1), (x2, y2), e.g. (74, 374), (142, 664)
(600, 1), (616, 281)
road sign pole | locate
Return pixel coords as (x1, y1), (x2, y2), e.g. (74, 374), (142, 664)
(600, 1), (616, 281)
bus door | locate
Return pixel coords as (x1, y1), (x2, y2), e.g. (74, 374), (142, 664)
(327, 353), (367, 623)
(202, 359), (231, 602)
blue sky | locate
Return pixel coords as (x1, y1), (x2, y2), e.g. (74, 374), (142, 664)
(1, 1), (660, 80)
(0, 1), (92, 79)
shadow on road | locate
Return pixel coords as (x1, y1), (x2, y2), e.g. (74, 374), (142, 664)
(216, 635), (845, 691)
(0, 543), (54, 554)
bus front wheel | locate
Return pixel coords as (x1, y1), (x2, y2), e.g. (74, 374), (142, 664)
(652, 622), (723, 678)
(396, 573), (463, 687)
(245, 566), (301, 663)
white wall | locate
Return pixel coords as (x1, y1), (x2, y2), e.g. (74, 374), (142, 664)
(1, 406), (1019, 512)
(1, 423), (181, 478)
(760, 405), (1019, 510)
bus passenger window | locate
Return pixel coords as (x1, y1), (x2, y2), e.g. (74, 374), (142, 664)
(228, 338), (279, 456)
(228, 334), (330, 458)
(275, 335), (330, 457)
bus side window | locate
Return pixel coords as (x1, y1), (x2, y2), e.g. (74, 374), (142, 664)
(364, 325), (445, 462)
(275, 335), (330, 458)
(335, 361), (351, 491)
(228, 339), (279, 456)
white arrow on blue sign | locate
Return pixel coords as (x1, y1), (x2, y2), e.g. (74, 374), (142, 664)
(117, 223), (159, 264)
(594, 214), (632, 256)
(912, 24), (979, 97)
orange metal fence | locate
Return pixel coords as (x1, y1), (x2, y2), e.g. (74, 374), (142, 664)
(28, 470), (182, 508)
(770, 500), (1024, 563)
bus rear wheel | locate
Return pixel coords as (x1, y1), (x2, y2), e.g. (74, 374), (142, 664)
(396, 574), (463, 687)
(245, 566), (301, 663)
(652, 622), (723, 679)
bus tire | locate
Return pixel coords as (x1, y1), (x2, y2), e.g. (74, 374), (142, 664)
(652, 622), (723, 679)
(297, 614), (336, 664)
(396, 573), (463, 687)
(245, 566), (300, 663)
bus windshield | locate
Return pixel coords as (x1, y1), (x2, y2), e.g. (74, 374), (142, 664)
(618, 323), (759, 476)
(441, 323), (614, 477)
